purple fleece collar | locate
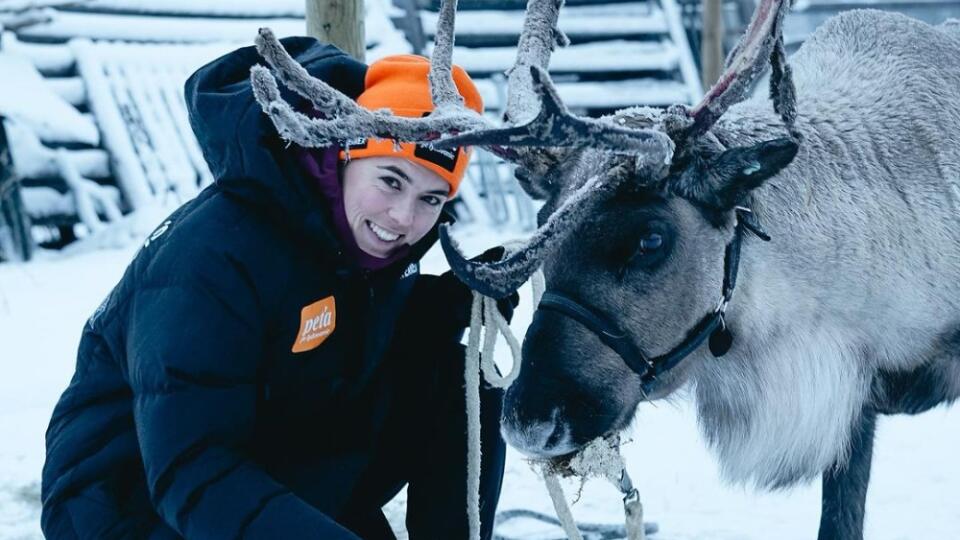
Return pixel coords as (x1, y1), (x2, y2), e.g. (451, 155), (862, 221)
(294, 146), (411, 271)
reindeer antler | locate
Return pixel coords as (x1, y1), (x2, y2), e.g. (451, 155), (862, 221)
(437, 67), (675, 156)
(437, 0), (798, 297)
(441, 167), (626, 298)
(434, 0), (674, 159)
(686, 0), (796, 138)
(250, 0), (493, 149)
(248, 0), (795, 297)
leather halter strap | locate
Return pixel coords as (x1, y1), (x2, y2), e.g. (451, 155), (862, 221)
(536, 208), (768, 391)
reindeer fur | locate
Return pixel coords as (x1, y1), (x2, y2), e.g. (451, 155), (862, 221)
(688, 10), (960, 487)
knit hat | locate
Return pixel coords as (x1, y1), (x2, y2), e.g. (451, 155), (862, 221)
(339, 54), (483, 196)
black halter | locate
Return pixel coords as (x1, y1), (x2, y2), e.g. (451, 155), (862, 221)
(536, 208), (769, 393)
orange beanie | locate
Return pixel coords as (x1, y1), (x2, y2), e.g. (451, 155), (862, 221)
(339, 54), (483, 196)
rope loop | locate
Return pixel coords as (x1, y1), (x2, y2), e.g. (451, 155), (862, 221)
(463, 264), (648, 540)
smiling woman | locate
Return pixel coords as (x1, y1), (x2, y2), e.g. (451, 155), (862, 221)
(342, 157), (450, 259)
(39, 38), (518, 540)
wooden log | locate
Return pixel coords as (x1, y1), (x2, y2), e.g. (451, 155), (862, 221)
(306, 0), (366, 62)
(700, 0), (724, 87)
(0, 122), (34, 262)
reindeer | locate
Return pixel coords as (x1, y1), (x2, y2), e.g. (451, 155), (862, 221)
(250, 1), (960, 538)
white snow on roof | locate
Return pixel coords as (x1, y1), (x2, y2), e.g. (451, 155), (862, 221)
(45, 76), (86, 105)
(422, 2), (668, 38)
(366, 0), (411, 61)
(4, 120), (109, 179)
(17, 11), (307, 43)
(475, 77), (693, 109)
(441, 40), (680, 74)
(1, 31), (76, 74)
(0, 0), (71, 10)
(14, 0), (407, 53)
(74, 0), (307, 17)
(0, 52), (99, 145)
(69, 39), (238, 209)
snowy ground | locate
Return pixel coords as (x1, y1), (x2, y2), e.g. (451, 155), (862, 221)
(1, 212), (958, 539)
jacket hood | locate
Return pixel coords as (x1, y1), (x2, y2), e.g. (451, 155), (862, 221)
(184, 38), (451, 275)
(185, 38), (365, 259)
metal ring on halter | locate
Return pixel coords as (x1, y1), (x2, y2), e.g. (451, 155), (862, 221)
(619, 469), (637, 497)
(714, 295), (729, 315)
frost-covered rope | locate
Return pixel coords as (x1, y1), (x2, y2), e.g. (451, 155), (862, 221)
(544, 471), (585, 540)
(465, 270), (525, 540)
(464, 266), (648, 540)
(465, 292), (484, 540)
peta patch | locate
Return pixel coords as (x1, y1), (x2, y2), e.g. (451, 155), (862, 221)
(400, 262), (419, 279)
(143, 220), (171, 249)
(292, 296), (336, 353)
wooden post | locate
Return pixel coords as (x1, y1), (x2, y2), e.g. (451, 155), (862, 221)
(701, 0), (724, 87)
(0, 121), (34, 262)
(306, 0), (366, 62)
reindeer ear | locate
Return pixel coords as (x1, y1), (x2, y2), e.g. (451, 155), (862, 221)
(708, 138), (798, 208)
(674, 137), (797, 211)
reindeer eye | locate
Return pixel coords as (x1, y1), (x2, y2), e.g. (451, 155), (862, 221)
(615, 224), (670, 280)
(639, 233), (663, 252)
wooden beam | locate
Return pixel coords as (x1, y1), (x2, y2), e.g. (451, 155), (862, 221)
(701, 0), (724, 87)
(0, 122), (34, 262)
(306, 0), (366, 62)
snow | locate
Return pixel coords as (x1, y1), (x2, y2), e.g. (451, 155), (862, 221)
(2, 2), (958, 537)
(1, 215), (958, 539)
(0, 53), (99, 145)
(0, 32), (76, 76)
(72, 0), (307, 17)
(4, 0), (406, 219)
(15, 0), (406, 52)
(68, 39), (241, 210)
(438, 40), (681, 75)
(0, 0), (74, 11)
(44, 76), (86, 106)
(17, 11), (309, 43)
(475, 78), (694, 111)
(420, 3), (668, 38)
(4, 120), (109, 180)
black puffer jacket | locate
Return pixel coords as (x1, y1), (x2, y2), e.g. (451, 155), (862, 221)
(41, 38), (503, 539)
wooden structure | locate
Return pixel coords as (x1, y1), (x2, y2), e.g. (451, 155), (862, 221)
(415, 0), (704, 115)
(0, 0), (404, 250)
(0, 121), (33, 261)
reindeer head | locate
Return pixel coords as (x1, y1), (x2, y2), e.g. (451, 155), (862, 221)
(496, 131), (798, 457)
(251, 0), (799, 459)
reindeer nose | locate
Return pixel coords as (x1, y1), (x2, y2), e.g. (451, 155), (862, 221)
(501, 406), (577, 458)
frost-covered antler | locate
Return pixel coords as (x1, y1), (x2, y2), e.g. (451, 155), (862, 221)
(438, 0), (798, 298)
(436, 0), (674, 158)
(437, 66), (675, 156)
(250, 0), (493, 148)
(686, 0), (797, 138)
(441, 165), (628, 298)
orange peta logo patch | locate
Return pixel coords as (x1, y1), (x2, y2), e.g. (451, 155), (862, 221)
(292, 296), (336, 353)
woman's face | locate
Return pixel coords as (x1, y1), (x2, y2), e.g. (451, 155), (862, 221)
(342, 156), (450, 259)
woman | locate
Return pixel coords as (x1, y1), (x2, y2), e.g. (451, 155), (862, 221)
(41, 37), (514, 539)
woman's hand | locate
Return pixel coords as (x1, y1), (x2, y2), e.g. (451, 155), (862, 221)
(445, 246), (520, 325)
(415, 247), (521, 339)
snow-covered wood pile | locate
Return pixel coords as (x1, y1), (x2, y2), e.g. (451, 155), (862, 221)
(418, 0), (703, 113)
(0, 0), (409, 252)
(9, 0), (408, 56)
(0, 39), (117, 248)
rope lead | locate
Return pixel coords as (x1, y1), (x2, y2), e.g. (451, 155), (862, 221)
(465, 268), (651, 540)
